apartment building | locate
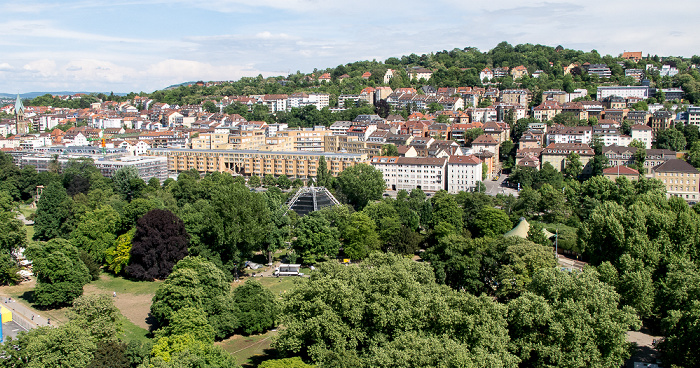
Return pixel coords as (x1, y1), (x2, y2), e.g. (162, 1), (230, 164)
(597, 86), (649, 100)
(652, 159), (700, 201)
(149, 148), (367, 178)
(191, 133), (229, 150)
(370, 156), (447, 192)
(447, 155), (483, 193)
(541, 143), (595, 175)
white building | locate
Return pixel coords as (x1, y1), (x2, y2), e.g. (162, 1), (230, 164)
(630, 124), (653, 149)
(447, 155), (482, 193)
(370, 156), (447, 192)
(597, 86), (649, 100)
(545, 125), (593, 145)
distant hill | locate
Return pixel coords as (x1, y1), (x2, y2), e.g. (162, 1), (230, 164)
(0, 92), (129, 99)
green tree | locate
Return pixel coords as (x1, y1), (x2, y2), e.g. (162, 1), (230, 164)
(316, 156), (331, 188)
(564, 152), (583, 180)
(342, 212), (381, 260)
(105, 229), (134, 275)
(233, 279), (280, 334)
(0, 192), (26, 255)
(277, 174), (291, 189)
(508, 268), (640, 368)
(16, 323), (97, 368)
(33, 181), (72, 241)
(0, 253), (20, 286)
(292, 212), (341, 263)
(67, 294), (123, 342)
(337, 163), (385, 209)
(154, 307), (216, 343)
(147, 333), (236, 367)
(26, 239), (91, 307)
(112, 165), (145, 201)
(275, 253), (517, 367)
(150, 256), (239, 340)
(687, 141), (700, 168)
(263, 174), (277, 187)
(472, 207), (512, 237)
(202, 100), (217, 113)
(259, 357), (316, 368)
(70, 205), (119, 263)
(380, 144), (399, 156)
(429, 190), (464, 232)
(655, 128), (687, 151)
(248, 174), (261, 188)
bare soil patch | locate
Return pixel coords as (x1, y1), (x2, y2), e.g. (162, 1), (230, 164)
(83, 283), (154, 330)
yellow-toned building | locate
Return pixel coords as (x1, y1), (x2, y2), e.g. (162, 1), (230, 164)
(148, 148), (368, 178)
(651, 159), (700, 202)
(227, 129), (267, 150)
(324, 135), (384, 156)
(277, 127), (333, 151)
(190, 133), (230, 150)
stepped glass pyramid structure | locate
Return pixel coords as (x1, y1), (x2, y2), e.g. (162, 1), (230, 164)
(287, 186), (340, 216)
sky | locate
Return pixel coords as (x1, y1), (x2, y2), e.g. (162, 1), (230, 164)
(1, 0), (698, 94)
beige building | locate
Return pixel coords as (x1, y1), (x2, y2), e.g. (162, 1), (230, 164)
(603, 165), (639, 181)
(324, 135), (384, 156)
(191, 133), (230, 150)
(227, 128), (268, 150)
(652, 159), (700, 201)
(148, 148), (367, 178)
(541, 143), (595, 175)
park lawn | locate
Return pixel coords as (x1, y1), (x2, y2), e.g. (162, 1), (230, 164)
(91, 273), (163, 295)
(121, 317), (150, 343)
(24, 225), (34, 243)
(232, 274), (304, 297)
(18, 205), (36, 219)
(217, 330), (278, 367)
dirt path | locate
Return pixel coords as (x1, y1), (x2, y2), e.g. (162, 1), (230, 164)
(83, 284), (153, 330)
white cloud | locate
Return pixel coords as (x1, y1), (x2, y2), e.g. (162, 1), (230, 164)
(23, 59), (57, 77)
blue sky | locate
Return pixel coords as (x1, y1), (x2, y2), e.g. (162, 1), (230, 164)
(1, 0), (698, 94)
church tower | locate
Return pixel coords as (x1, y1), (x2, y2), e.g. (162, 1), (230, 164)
(14, 94), (28, 135)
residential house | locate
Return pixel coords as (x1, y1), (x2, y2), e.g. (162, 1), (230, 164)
(587, 64), (612, 78)
(471, 134), (500, 162)
(532, 101), (561, 121)
(383, 69), (395, 84)
(546, 125), (592, 145)
(650, 111), (673, 133)
(630, 124), (653, 149)
(500, 89), (530, 106)
(447, 155), (483, 193)
(621, 51), (642, 62)
(510, 65), (528, 79)
(480, 68), (493, 82)
(597, 86), (649, 100)
(407, 67), (433, 81)
(627, 110), (650, 126)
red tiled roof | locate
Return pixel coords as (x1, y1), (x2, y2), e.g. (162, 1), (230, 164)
(603, 166), (639, 175)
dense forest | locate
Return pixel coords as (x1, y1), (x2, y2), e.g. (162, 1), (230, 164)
(1, 148), (699, 367)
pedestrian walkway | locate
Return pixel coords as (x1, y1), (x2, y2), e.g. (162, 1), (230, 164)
(0, 297), (54, 330)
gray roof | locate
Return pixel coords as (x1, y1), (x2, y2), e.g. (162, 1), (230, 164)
(652, 159), (699, 173)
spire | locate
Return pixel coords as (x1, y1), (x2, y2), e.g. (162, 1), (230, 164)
(14, 94), (24, 114)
